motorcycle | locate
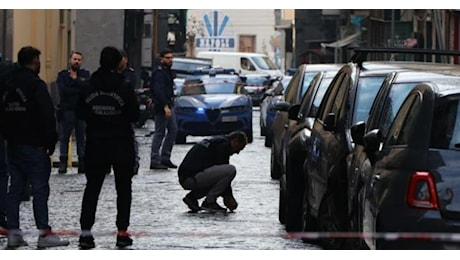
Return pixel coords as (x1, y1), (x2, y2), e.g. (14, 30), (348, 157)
(134, 87), (154, 128)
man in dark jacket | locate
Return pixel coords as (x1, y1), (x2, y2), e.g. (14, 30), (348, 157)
(0, 46), (69, 248)
(76, 46), (139, 249)
(149, 48), (178, 170)
(56, 51), (90, 174)
(178, 131), (247, 213)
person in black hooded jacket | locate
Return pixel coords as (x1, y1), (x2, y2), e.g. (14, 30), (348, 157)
(0, 46), (69, 248)
(76, 46), (139, 249)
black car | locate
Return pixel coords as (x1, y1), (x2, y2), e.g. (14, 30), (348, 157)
(241, 74), (272, 106)
(277, 70), (337, 229)
(270, 63), (343, 180)
(301, 56), (460, 249)
(347, 69), (460, 249)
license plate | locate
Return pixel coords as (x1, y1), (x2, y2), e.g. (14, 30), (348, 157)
(222, 116), (237, 122)
(139, 104), (146, 110)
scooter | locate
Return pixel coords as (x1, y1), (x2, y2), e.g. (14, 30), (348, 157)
(134, 87), (154, 128)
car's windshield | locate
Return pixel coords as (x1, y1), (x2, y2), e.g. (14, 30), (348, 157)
(251, 56), (278, 70)
(245, 76), (269, 86)
(181, 76), (240, 95)
(353, 76), (386, 124)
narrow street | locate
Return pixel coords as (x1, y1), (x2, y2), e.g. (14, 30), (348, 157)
(0, 108), (321, 250)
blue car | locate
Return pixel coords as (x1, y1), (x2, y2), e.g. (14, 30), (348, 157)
(174, 73), (253, 144)
(259, 75), (291, 147)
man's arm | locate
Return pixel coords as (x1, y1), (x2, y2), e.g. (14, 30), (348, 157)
(35, 81), (57, 155)
(57, 70), (81, 95)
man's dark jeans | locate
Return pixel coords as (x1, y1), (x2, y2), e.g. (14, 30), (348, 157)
(80, 137), (135, 231)
(59, 110), (86, 158)
(6, 144), (52, 231)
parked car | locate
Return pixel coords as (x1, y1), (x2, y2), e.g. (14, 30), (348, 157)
(278, 70), (337, 229)
(270, 63), (343, 180)
(347, 69), (460, 249)
(353, 79), (460, 249)
(302, 50), (460, 249)
(259, 75), (291, 142)
(174, 71), (253, 144)
(241, 74), (272, 106)
(171, 57), (212, 79)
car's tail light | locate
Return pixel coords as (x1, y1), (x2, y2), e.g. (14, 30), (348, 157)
(406, 171), (438, 209)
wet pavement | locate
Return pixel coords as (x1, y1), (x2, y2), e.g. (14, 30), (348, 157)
(0, 109), (321, 250)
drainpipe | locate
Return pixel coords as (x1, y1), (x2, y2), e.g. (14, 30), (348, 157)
(2, 9), (6, 60)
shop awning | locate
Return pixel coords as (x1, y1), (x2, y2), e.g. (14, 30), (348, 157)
(321, 31), (361, 48)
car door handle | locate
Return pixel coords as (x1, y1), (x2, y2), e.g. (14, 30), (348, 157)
(370, 175), (380, 188)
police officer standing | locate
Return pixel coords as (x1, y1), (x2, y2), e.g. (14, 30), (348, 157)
(149, 48), (178, 170)
(77, 46), (139, 249)
(56, 51), (90, 174)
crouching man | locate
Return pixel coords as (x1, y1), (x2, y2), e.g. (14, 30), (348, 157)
(178, 131), (247, 213)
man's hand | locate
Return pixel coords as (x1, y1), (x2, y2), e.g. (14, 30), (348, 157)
(44, 144), (55, 156)
(223, 194), (238, 212)
(164, 106), (172, 118)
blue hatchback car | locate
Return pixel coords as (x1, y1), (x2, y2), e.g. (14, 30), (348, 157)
(174, 72), (253, 144)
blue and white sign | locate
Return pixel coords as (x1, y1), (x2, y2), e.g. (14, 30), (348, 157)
(195, 10), (235, 52)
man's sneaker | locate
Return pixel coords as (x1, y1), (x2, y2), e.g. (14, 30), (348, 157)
(161, 160), (177, 169)
(0, 220), (8, 236)
(116, 231), (133, 248)
(37, 232), (70, 248)
(183, 196), (201, 212)
(201, 201), (227, 213)
(78, 235), (95, 249)
(7, 233), (28, 248)
(0, 226), (8, 236)
(149, 162), (168, 170)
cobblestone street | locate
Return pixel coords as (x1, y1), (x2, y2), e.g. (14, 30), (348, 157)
(0, 109), (321, 251)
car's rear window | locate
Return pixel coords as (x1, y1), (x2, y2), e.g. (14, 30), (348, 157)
(353, 76), (386, 124)
(430, 96), (460, 149)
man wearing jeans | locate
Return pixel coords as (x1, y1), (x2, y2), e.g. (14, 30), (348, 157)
(178, 131), (247, 213)
(0, 46), (69, 248)
(56, 51), (90, 174)
(149, 48), (178, 170)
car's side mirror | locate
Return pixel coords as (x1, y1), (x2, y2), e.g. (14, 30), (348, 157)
(287, 104), (301, 120)
(363, 128), (382, 154)
(350, 121), (366, 145)
(273, 84), (284, 95)
(323, 113), (336, 131)
(274, 101), (291, 112)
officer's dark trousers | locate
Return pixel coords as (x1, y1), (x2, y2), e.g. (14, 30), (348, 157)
(80, 137), (135, 232)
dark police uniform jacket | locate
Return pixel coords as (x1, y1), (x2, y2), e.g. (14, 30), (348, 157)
(178, 135), (231, 183)
(57, 68), (90, 111)
(77, 67), (139, 139)
(0, 67), (57, 150)
(149, 62), (174, 115)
